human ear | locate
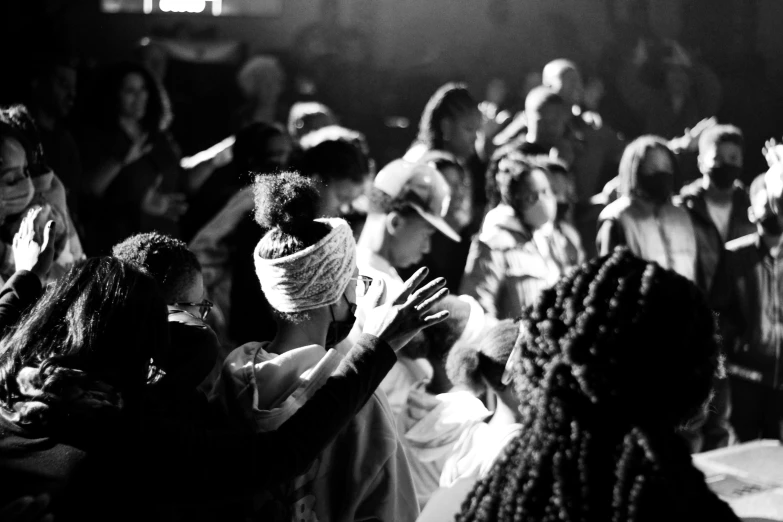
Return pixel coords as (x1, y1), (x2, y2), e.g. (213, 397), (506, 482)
(386, 212), (402, 236)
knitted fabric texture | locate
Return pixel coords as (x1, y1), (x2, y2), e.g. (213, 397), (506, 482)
(254, 218), (356, 313)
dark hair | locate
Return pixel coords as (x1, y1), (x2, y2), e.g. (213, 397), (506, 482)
(233, 121), (289, 177)
(287, 102), (335, 141)
(0, 257), (168, 427)
(487, 147), (550, 207)
(112, 232), (201, 303)
(253, 171), (331, 260)
(295, 126), (370, 184)
(447, 318), (519, 396)
(618, 135), (679, 198)
(698, 124), (744, 155)
(458, 248), (727, 522)
(524, 86), (565, 115)
(0, 104), (47, 176)
(0, 121), (31, 167)
(415, 82), (478, 151)
(91, 62), (170, 134)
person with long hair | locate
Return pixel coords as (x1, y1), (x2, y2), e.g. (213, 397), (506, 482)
(457, 248), (738, 522)
(597, 135), (698, 283)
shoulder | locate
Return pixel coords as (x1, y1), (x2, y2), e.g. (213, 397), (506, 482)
(598, 196), (633, 222)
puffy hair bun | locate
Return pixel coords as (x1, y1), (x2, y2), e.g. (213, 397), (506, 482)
(253, 172), (319, 235)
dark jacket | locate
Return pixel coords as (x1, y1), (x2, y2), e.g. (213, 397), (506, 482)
(713, 233), (783, 389)
(677, 180), (754, 297)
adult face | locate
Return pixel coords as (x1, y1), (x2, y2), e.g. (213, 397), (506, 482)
(515, 168), (557, 231)
(698, 142), (743, 191)
(635, 146), (675, 205)
(318, 178), (365, 218)
(389, 213), (435, 268)
(264, 134), (293, 167)
(169, 271), (207, 320)
(443, 109), (481, 160)
(118, 72), (149, 122)
(0, 137), (34, 216)
(553, 68), (584, 107)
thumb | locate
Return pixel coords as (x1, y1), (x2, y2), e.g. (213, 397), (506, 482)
(365, 277), (386, 309)
(41, 220), (55, 253)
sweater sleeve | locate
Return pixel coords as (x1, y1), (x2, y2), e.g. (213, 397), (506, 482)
(596, 218), (626, 256)
(460, 239), (503, 319)
(0, 271), (43, 334)
(146, 333), (397, 494)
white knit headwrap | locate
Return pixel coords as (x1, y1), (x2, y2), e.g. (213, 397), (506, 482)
(254, 218), (356, 313)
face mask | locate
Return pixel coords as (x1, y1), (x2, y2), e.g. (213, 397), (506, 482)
(636, 171), (673, 205)
(707, 164), (741, 191)
(0, 177), (34, 216)
(325, 294), (357, 348)
(521, 196), (557, 230)
(759, 211), (783, 236)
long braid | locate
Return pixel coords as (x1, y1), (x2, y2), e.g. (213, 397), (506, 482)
(457, 248), (739, 522)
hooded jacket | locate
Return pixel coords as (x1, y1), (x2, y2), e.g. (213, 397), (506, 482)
(460, 204), (583, 319)
(213, 341), (419, 522)
(677, 179), (753, 296)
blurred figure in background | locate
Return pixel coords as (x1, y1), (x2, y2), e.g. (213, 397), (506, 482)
(287, 101), (336, 144)
(234, 55), (286, 130)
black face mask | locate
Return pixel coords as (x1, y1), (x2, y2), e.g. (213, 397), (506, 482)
(707, 164), (741, 191)
(325, 295), (357, 348)
(760, 214), (783, 236)
(636, 171), (674, 205)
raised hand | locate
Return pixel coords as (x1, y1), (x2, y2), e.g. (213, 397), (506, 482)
(762, 138), (783, 167)
(140, 176), (188, 221)
(362, 267), (450, 352)
(12, 207), (55, 281)
(123, 133), (153, 167)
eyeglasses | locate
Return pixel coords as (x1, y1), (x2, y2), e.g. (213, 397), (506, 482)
(352, 276), (373, 297)
(169, 299), (214, 321)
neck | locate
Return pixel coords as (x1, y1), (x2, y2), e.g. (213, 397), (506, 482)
(357, 214), (394, 264)
(267, 317), (329, 354)
(760, 228), (783, 257)
(118, 116), (142, 137)
(488, 397), (519, 427)
(426, 359), (453, 395)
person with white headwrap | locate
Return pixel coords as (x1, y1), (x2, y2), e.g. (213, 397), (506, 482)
(212, 172), (448, 521)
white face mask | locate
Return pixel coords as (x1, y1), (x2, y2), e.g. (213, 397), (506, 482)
(0, 177), (34, 216)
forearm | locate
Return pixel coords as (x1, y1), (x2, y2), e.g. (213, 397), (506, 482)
(86, 159), (124, 197)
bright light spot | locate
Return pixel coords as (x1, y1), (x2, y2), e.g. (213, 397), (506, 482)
(159, 0), (207, 13)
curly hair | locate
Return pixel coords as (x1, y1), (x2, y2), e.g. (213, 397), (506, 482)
(414, 82), (477, 151)
(486, 146), (551, 208)
(112, 232), (201, 303)
(457, 248), (735, 522)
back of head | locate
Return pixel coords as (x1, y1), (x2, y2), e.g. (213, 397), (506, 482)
(618, 135), (677, 198)
(253, 171), (331, 260)
(416, 82), (477, 150)
(112, 232), (201, 303)
(296, 125), (371, 184)
(0, 257), (169, 427)
(233, 121), (288, 175)
(447, 318), (519, 397)
(697, 124), (744, 155)
(459, 248), (722, 522)
(287, 102), (336, 141)
(542, 59), (579, 88)
(0, 104), (46, 176)
(524, 86), (564, 116)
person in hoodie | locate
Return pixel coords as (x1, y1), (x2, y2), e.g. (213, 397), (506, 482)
(212, 172), (445, 521)
(461, 151), (583, 319)
(395, 294), (494, 509)
(597, 135), (698, 283)
(112, 232), (222, 398)
(677, 124), (754, 296)
(418, 319), (522, 522)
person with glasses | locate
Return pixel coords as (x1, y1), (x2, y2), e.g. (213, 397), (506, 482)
(212, 171), (447, 522)
(112, 231), (222, 397)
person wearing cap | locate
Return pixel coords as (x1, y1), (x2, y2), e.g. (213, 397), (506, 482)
(461, 151), (582, 320)
(345, 159), (483, 421)
(712, 168), (783, 442)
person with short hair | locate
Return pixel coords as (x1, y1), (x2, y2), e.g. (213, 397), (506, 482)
(287, 101), (336, 143)
(458, 248), (738, 522)
(713, 169), (783, 442)
(678, 124), (753, 295)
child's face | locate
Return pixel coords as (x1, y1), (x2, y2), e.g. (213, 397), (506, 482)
(516, 169), (557, 230)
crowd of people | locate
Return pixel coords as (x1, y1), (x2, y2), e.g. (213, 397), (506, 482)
(1, 35), (782, 522)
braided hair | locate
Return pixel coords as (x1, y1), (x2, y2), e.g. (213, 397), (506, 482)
(458, 248), (737, 522)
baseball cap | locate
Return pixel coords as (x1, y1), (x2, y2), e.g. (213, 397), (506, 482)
(373, 159), (461, 242)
